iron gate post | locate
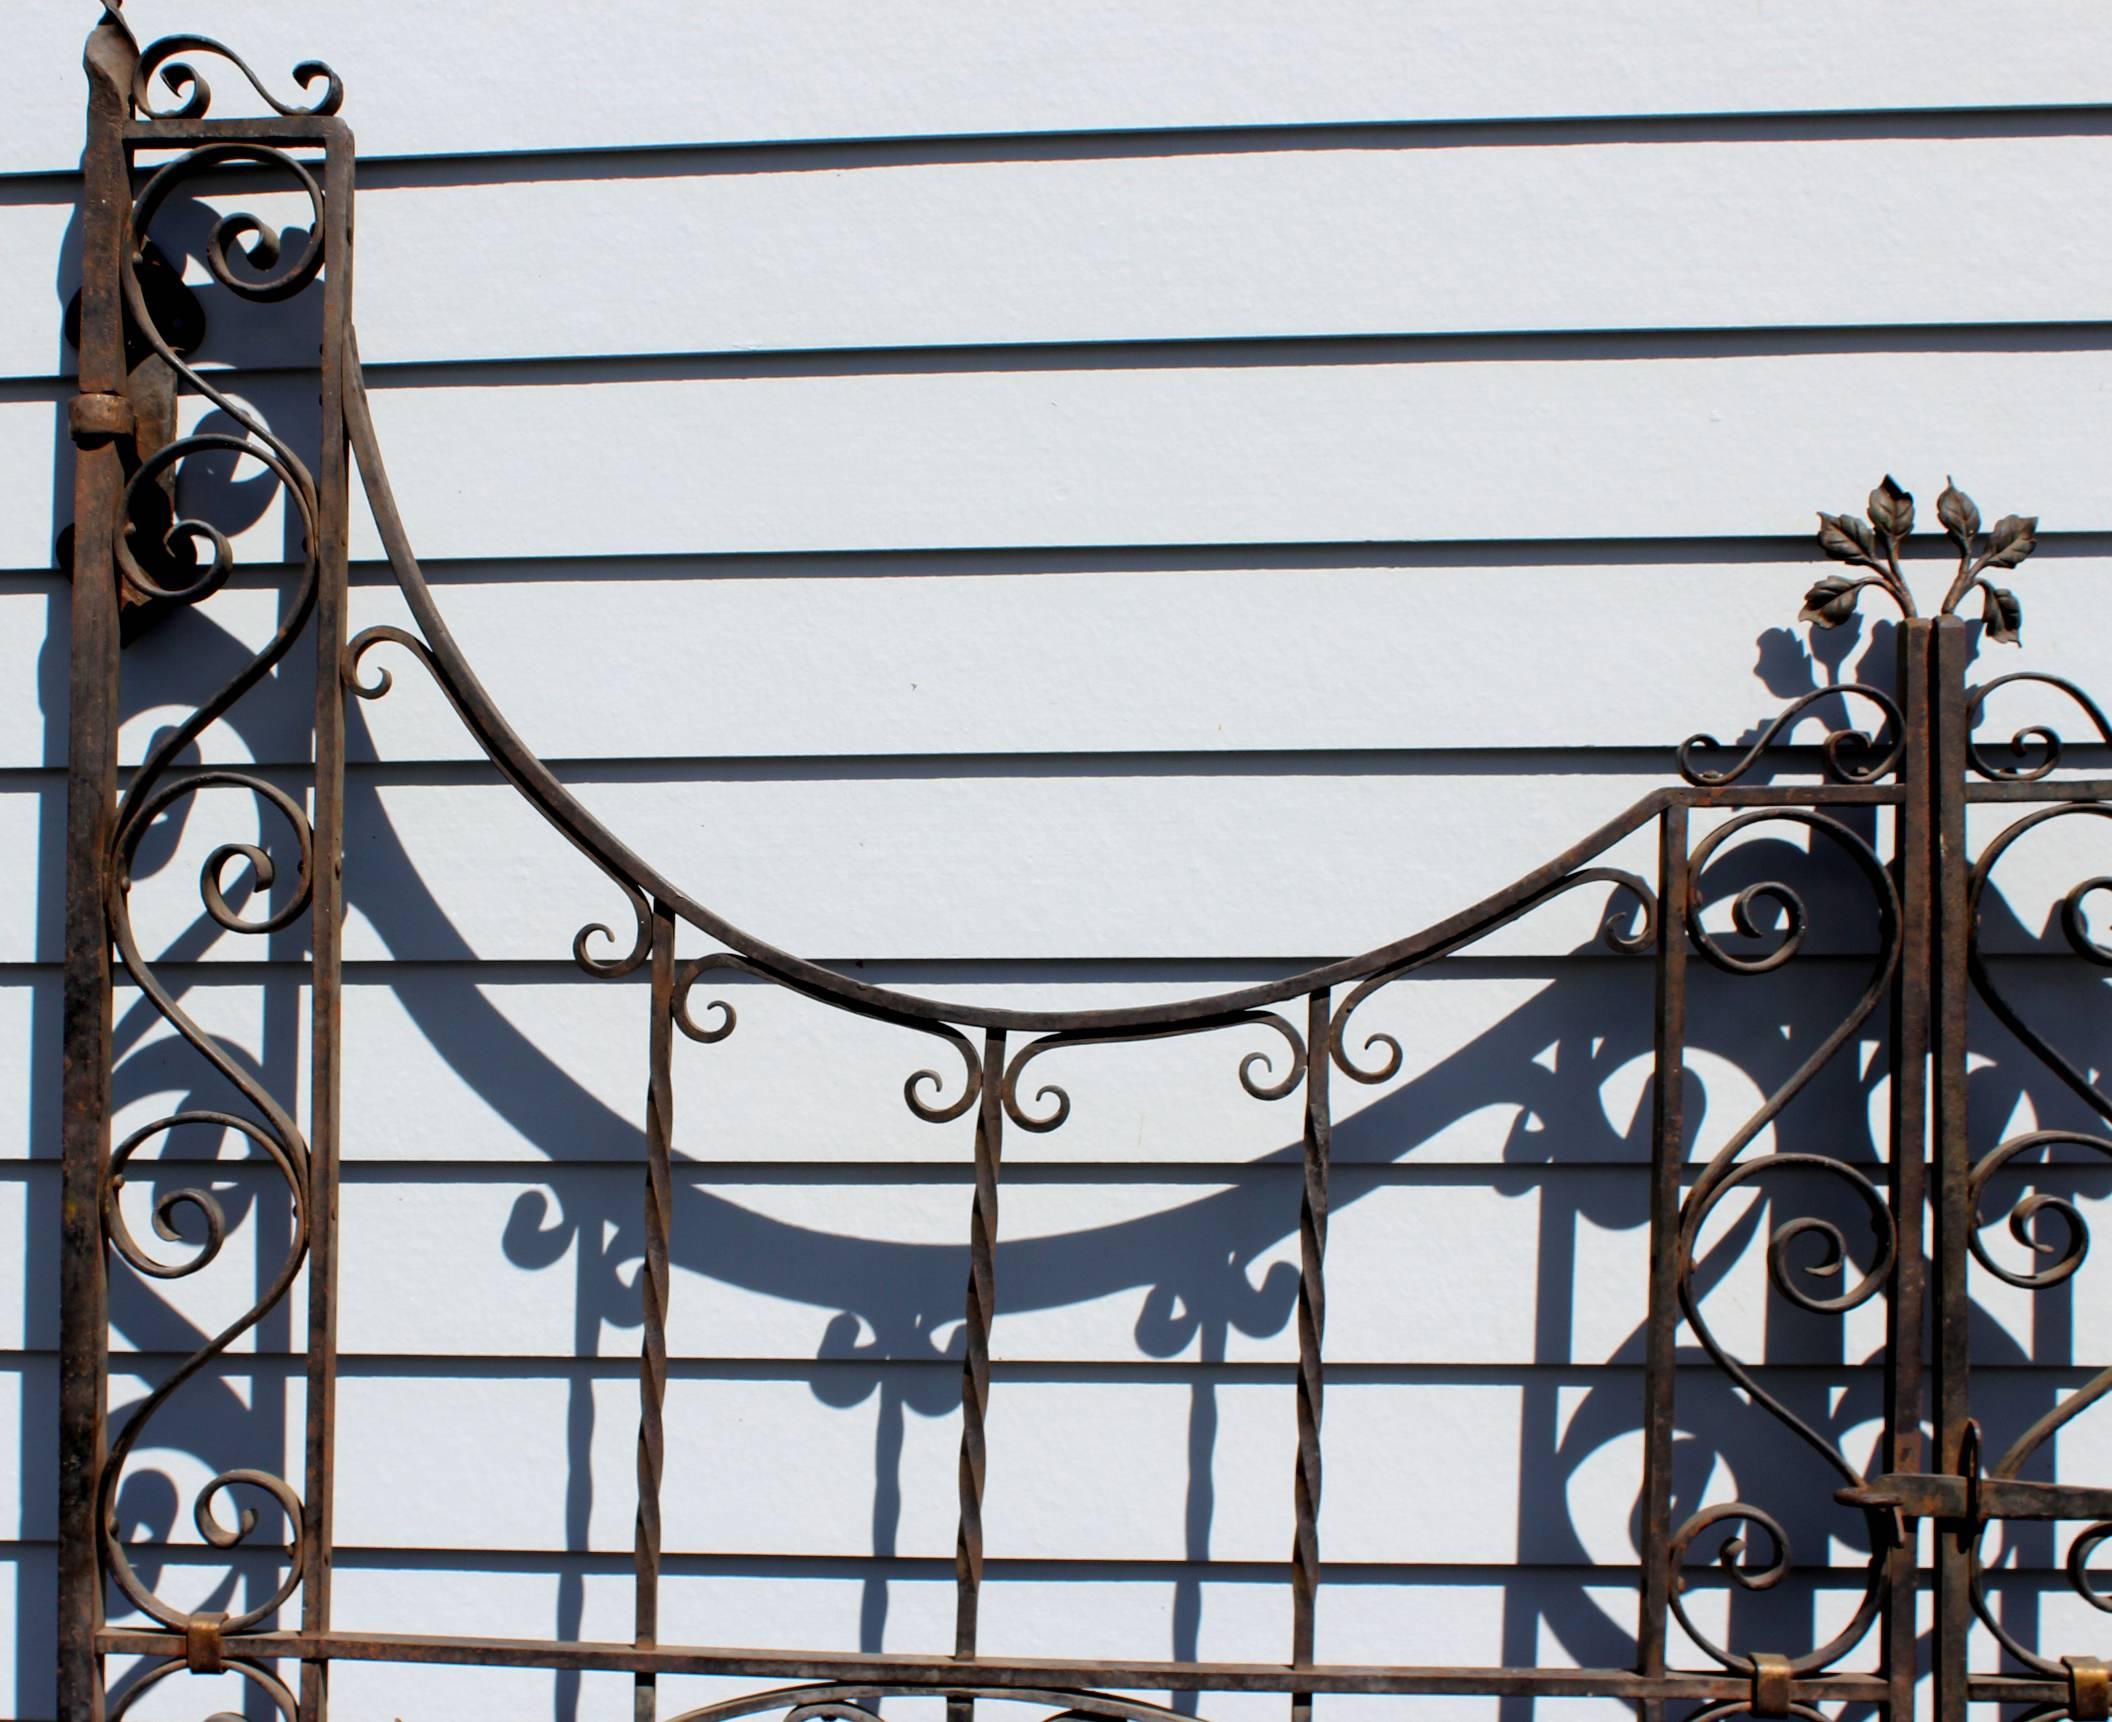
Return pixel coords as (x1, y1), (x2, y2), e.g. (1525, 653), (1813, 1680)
(57, 15), (141, 1722)
(1883, 618), (1936, 1719)
(1931, 614), (1977, 1722)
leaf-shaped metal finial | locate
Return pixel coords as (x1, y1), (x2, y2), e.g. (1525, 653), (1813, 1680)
(1802, 472), (2040, 644)
(1937, 477), (1979, 544)
(1868, 476), (1914, 539)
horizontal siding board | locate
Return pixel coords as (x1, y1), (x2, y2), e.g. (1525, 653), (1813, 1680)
(29, 1151), (2108, 1365)
(11, 2), (2112, 175)
(6, 1359), (2093, 1558)
(13, 771), (2085, 965)
(33, 952), (2105, 1167)
(15, 551), (2112, 770)
(7, 764), (2093, 962)
(10, 130), (2112, 380)
(8, 347), (2108, 567)
(331, 349), (2112, 557)
(10, 768), (1678, 962)
(320, 1370), (1836, 1564)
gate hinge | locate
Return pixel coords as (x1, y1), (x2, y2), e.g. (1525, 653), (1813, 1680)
(68, 391), (134, 447)
(2068, 1656), (2111, 1722)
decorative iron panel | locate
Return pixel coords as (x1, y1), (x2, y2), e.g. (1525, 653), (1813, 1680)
(50, 7), (2112, 1721)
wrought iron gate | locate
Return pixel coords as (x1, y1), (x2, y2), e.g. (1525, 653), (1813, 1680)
(51, 6), (2112, 1720)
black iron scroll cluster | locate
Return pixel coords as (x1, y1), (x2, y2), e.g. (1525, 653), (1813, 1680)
(50, 9), (2112, 1722)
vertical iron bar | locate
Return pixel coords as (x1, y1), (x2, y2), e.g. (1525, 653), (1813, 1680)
(637, 904), (677, 1722)
(1291, 989), (1332, 1722)
(59, 20), (137, 1722)
(300, 124), (356, 1722)
(1930, 616), (1974, 1722)
(950, 1027), (1007, 1722)
(1884, 619), (1934, 1718)
(1636, 802), (1689, 1722)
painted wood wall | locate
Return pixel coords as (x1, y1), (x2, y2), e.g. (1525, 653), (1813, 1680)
(5, 4), (2112, 1717)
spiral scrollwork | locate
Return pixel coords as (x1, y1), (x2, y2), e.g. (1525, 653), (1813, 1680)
(100, 1), (345, 123)
(1329, 865), (1655, 1084)
(1679, 683), (1905, 788)
(663, 1686), (1214, 1722)
(902, 1022), (985, 1124)
(107, 1653), (298, 1722)
(86, 114), (335, 1642)
(1667, 1501), (1792, 1659)
(1966, 1130), (2112, 1290)
(1962, 1127), (2112, 1662)
(1967, 672), (2112, 783)
(668, 946), (984, 1122)
(1666, 1491), (1880, 1681)
(1666, 810), (1899, 1676)
(131, 142), (329, 304)
(1000, 1011), (1306, 1134)
(672, 951), (751, 1045)
(346, 624), (657, 978)
(101, 1111), (300, 1281)
(1968, 803), (2112, 1127)
(1685, 810), (1898, 979)
(1679, 1155), (1897, 1470)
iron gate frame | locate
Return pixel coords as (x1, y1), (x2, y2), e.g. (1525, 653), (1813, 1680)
(49, 6), (2112, 1720)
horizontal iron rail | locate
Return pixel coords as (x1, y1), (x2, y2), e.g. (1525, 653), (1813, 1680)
(84, 1629), (2099, 1708)
(95, 1629), (1894, 1700)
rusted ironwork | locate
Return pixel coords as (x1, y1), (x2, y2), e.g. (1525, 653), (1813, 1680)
(51, 7), (2112, 1720)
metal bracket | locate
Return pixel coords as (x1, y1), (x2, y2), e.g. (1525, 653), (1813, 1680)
(183, 1611), (226, 1675)
(2068, 1655), (2111, 1722)
(1748, 1652), (1793, 1718)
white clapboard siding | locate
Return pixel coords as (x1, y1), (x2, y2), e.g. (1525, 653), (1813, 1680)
(51, 1135), (2112, 1370)
(15, 766), (2089, 965)
(10, 1357), (2088, 1560)
(6, 756), (2096, 968)
(30, 954), (2103, 1170)
(4, 766), (1851, 964)
(22, 350), (2112, 569)
(47, 1157), (2109, 1367)
(9, 129), (2112, 381)
(10, 2), (2110, 175)
(5, 349), (2106, 569)
(12, 550), (2112, 771)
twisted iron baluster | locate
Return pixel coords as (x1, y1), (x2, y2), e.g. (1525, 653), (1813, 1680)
(638, 905), (679, 1722)
(1291, 989), (1330, 1722)
(951, 1027), (1008, 1722)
